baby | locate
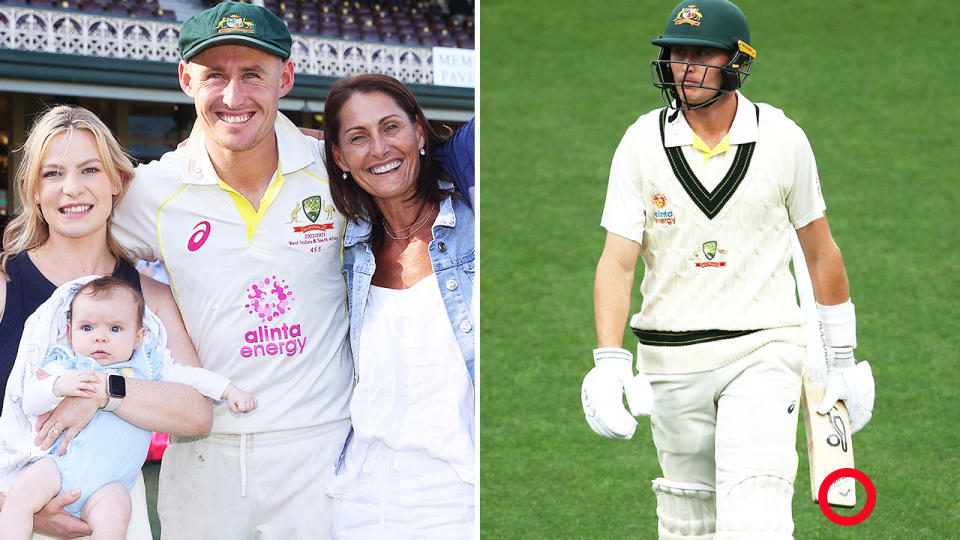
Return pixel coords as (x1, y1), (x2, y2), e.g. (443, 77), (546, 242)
(0, 277), (256, 539)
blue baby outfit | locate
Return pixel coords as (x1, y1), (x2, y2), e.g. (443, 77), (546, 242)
(41, 344), (163, 517)
(0, 255), (140, 415)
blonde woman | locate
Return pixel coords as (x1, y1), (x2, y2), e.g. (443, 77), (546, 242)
(0, 105), (211, 539)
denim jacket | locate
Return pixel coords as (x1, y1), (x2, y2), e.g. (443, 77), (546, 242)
(341, 185), (476, 385)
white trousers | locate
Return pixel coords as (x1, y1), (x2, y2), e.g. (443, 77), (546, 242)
(648, 341), (803, 501)
(157, 420), (350, 540)
(327, 443), (475, 539)
(31, 472), (151, 540)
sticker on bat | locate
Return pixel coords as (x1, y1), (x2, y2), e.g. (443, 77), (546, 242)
(825, 405), (849, 452)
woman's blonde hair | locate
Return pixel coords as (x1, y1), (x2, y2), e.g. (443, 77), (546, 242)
(1, 105), (135, 278)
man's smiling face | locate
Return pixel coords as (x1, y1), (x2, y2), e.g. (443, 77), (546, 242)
(179, 44), (294, 157)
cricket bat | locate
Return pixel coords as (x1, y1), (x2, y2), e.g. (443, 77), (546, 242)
(791, 232), (856, 508)
(801, 371), (856, 507)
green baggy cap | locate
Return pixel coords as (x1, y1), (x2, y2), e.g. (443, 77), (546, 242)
(652, 0), (750, 52)
(179, 1), (292, 61)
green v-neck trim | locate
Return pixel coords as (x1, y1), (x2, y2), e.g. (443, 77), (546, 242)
(658, 105), (758, 220)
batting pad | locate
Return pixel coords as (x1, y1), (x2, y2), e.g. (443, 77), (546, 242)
(652, 478), (717, 538)
(715, 475), (793, 539)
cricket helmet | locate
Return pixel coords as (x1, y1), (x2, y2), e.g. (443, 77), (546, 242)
(650, 0), (756, 110)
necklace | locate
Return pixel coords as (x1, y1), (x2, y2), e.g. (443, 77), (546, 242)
(383, 203), (436, 241)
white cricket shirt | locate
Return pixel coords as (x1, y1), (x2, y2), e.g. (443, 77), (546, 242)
(112, 113), (352, 434)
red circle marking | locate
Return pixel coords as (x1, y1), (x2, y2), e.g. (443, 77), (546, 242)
(818, 468), (875, 526)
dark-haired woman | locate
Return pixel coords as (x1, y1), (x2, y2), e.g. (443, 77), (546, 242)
(322, 74), (475, 538)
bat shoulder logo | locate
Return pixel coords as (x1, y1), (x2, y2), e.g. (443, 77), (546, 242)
(826, 406), (849, 452)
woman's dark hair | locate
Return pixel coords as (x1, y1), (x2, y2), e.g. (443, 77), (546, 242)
(323, 74), (452, 249)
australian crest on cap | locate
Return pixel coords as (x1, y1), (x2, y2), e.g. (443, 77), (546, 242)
(217, 14), (254, 33)
(675, 5), (703, 26)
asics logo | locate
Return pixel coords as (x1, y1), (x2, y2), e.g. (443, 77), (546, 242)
(188, 221), (211, 252)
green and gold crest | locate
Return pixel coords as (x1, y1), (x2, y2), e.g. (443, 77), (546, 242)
(702, 241), (718, 261)
(301, 196), (322, 223)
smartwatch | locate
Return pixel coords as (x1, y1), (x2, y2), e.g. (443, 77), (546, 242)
(102, 374), (126, 412)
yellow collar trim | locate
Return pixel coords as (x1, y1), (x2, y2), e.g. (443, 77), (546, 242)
(692, 131), (731, 165)
(217, 162), (286, 243)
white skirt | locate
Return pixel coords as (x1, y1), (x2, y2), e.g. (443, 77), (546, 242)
(326, 441), (475, 539)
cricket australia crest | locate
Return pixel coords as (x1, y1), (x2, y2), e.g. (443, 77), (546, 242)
(289, 195), (337, 252)
(702, 241), (717, 260)
(301, 196), (322, 223)
(693, 240), (727, 268)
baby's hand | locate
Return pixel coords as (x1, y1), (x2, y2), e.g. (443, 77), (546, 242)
(222, 383), (258, 414)
(52, 370), (100, 398)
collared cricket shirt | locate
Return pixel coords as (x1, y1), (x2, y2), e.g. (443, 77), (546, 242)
(113, 113), (352, 434)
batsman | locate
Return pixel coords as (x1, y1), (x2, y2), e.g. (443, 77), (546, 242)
(581, 1), (875, 538)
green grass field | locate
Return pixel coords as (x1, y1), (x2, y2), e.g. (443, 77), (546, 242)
(479, 1), (960, 538)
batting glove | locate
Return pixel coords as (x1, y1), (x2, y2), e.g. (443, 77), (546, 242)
(581, 347), (654, 440)
(816, 346), (875, 433)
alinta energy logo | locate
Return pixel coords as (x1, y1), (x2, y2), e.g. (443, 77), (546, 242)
(246, 276), (292, 322)
(241, 276), (305, 359)
(652, 193), (668, 209)
(652, 193), (676, 225)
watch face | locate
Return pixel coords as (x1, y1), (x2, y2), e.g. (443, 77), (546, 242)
(108, 374), (126, 398)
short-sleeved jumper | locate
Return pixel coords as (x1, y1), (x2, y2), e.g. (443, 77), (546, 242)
(600, 94), (825, 371)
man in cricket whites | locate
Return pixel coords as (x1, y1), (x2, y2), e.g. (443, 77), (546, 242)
(581, 0), (875, 538)
(112, 2), (352, 537)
